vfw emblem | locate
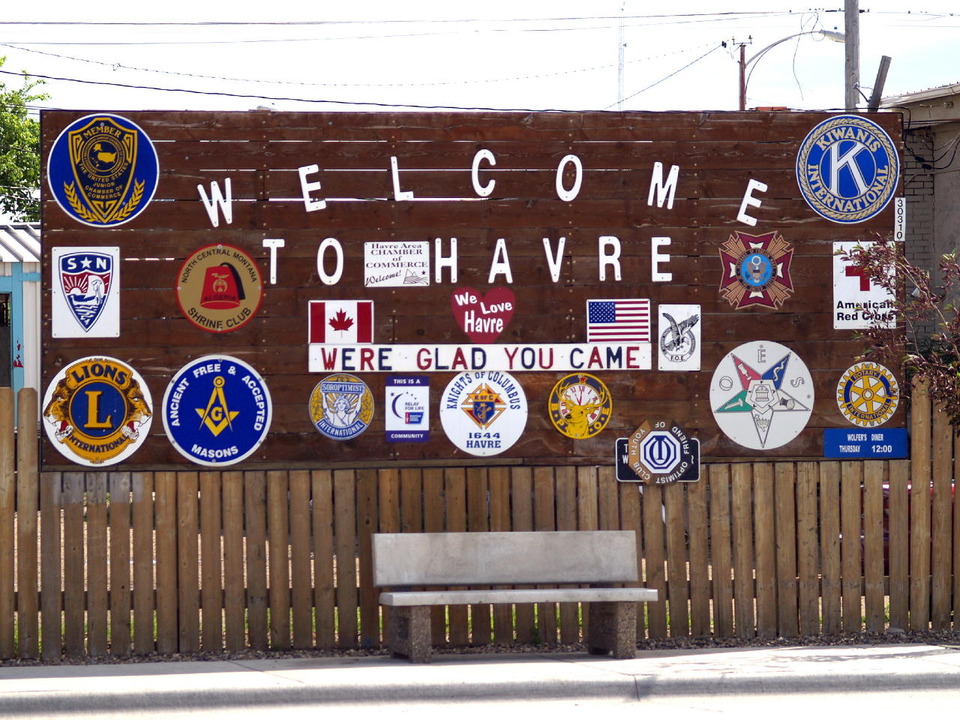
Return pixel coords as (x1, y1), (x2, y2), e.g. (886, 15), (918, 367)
(59, 251), (113, 331)
(718, 231), (794, 310)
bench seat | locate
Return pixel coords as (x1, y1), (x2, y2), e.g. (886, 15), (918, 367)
(380, 587), (658, 606)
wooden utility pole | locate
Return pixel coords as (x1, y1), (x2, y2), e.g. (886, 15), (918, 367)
(845, 0), (860, 110)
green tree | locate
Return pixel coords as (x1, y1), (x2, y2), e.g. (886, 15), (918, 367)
(0, 57), (46, 222)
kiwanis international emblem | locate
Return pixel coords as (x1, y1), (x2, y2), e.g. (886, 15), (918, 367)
(47, 114), (159, 227)
(718, 231), (795, 310)
(796, 114), (899, 224)
(42, 356), (153, 466)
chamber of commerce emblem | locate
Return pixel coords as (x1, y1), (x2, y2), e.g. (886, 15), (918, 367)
(47, 114), (159, 227)
(718, 231), (795, 309)
(548, 373), (613, 439)
(796, 114), (899, 224)
(42, 356), (153, 466)
(710, 341), (814, 450)
(309, 373), (374, 441)
(836, 362), (899, 427)
(163, 356), (272, 466)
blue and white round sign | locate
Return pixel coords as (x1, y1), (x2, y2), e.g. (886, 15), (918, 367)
(162, 355), (272, 466)
(796, 114), (899, 225)
(47, 113), (159, 227)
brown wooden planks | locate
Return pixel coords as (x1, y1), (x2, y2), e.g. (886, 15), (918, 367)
(132, 472), (156, 655)
(863, 461), (886, 632)
(795, 463), (821, 635)
(819, 462), (842, 635)
(909, 381), (932, 630)
(267, 470), (292, 649)
(887, 460), (910, 631)
(664, 483), (690, 638)
(177, 472), (200, 654)
(222, 471), (246, 651)
(312, 470), (336, 649)
(40, 472), (63, 661)
(333, 470), (358, 649)
(840, 463), (863, 633)
(0, 388), (14, 658)
(511, 467), (535, 644)
(62, 472), (85, 657)
(16, 389), (39, 659)
(709, 465), (734, 638)
(753, 464), (776, 638)
(774, 464), (799, 638)
(356, 469), (379, 649)
(731, 464), (755, 639)
(200, 471), (224, 652)
(289, 469), (314, 649)
(930, 405), (953, 630)
(642, 483), (668, 639)
(244, 471), (269, 650)
(466, 467), (491, 645)
(554, 466), (579, 645)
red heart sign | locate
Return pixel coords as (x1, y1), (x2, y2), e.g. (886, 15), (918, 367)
(451, 287), (515, 343)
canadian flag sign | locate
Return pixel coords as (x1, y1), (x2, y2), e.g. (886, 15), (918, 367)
(309, 300), (374, 343)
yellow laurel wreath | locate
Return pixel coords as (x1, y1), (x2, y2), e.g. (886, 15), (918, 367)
(63, 179), (146, 224)
(63, 182), (100, 223)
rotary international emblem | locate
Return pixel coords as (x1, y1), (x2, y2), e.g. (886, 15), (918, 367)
(42, 356), (153, 466)
(309, 373), (374, 441)
(836, 362), (899, 427)
(718, 231), (795, 310)
(162, 356), (272, 466)
(796, 114), (899, 224)
(47, 114), (159, 227)
(548, 373), (612, 439)
(710, 341), (814, 450)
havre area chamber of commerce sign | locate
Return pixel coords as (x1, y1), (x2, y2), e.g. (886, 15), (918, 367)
(39, 110), (905, 469)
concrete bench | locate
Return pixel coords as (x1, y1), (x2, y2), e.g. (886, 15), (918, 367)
(372, 530), (658, 662)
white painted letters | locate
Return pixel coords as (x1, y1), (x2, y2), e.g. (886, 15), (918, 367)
(472, 149), (496, 197)
(317, 238), (344, 286)
(298, 164), (327, 212)
(435, 238), (458, 284)
(598, 236), (622, 281)
(262, 239), (285, 285)
(651, 236), (672, 282)
(555, 155), (583, 202)
(542, 237), (567, 283)
(197, 179), (233, 227)
(488, 238), (514, 284)
(648, 162), (680, 210)
(390, 156), (415, 201)
(737, 179), (768, 226)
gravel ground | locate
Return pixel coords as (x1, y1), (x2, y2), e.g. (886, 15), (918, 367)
(2, 629), (960, 667)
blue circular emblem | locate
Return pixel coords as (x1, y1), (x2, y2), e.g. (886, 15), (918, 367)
(47, 114), (159, 227)
(309, 374), (374, 440)
(796, 114), (899, 224)
(162, 355), (272, 466)
(739, 253), (773, 288)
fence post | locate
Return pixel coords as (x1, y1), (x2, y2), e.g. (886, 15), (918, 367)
(0, 387), (14, 658)
(15, 387), (39, 659)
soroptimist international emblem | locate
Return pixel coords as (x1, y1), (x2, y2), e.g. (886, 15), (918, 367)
(440, 371), (527, 456)
(836, 362), (899, 427)
(548, 373), (612, 439)
(309, 374), (374, 441)
(718, 231), (795, 310)
(162, 356), (272, 466)
(796, 114), (899, 224)
(176, 244), (264, 333)
(710, 341), (814, 450)
(42, 356), (153, 466)
(47, 114), (159, 227)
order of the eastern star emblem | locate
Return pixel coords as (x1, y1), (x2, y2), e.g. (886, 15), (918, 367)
(718, 231), (795, 309)
(42, 356), (153, 467)
(548, 373), (613, 440)
(710, 341), (814, 450)
(58, 251), (113, 331)
(162, 356), (272, 466)
(796, 114), (899, 224)
(47, 114), (159, 227)
(836, 362), (899, 427)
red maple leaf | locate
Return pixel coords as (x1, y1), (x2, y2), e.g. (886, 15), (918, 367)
(329, 309), (354, 333)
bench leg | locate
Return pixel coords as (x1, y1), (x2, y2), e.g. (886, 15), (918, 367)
(586, 601), (636, 659)
(387, 606), (432, 663)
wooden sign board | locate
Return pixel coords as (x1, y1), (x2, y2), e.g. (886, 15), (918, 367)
(39, 110), (904, 469)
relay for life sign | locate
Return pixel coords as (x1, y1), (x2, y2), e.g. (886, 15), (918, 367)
(39, 110), (905, 469)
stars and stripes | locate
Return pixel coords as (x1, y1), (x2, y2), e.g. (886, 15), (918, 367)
(586, 299), (651, 343)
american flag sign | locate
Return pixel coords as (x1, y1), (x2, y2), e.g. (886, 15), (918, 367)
(586, 299), (651, 343)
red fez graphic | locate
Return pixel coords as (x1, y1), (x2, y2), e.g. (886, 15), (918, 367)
(201, 262), (245, 309)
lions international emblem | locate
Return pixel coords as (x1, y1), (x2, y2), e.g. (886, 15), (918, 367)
(548, 373), (612, 440)
(47, 114), (159, 227)
(42, 356), (153, 466)
(718, 231), (795, 310)
(796, 114), (899, 224)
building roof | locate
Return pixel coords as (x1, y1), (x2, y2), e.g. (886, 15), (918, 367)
(0, 223), (41, 264)
(882, 82), (960, 128)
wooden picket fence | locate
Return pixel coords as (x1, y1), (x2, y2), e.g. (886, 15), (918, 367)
(0, 382), (956, 660)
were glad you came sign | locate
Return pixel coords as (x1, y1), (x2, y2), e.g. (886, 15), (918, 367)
(40, 111), (905, 472)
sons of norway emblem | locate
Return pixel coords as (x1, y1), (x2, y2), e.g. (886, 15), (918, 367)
(47, 114), (159, 227)
(42, 356), (153, 466)
(718, 231), (795, 310)
(52, 248), (119, 337)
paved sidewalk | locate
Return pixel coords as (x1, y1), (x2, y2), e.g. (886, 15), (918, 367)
(2, 643), (960, 716)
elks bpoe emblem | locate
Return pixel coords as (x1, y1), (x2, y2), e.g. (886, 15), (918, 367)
(836, 362), (899, 427)
(548, 373), (612, 440)
(52, 248), (119, 337)
(42, 356), (153, 466)
(796, 114), (899, 224)
(719, 231), (795, 310)
(163, 355), (272, 466)
(309, 373), (374, 441)
(47, 114), (159, 227)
